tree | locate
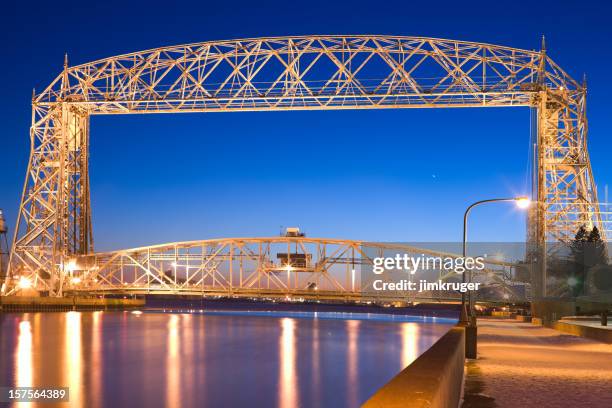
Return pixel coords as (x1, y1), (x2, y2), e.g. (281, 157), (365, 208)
(567, 225), (609, 297)
(575, 225), (589, 242)
(588, 226), (602, 242)
(586, 226), (607, 268)
(569, 225), (589, 297)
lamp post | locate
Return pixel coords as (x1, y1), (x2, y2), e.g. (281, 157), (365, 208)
(460, 196), (530, 358)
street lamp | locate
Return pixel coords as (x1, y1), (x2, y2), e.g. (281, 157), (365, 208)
(460, 196), (531, 357)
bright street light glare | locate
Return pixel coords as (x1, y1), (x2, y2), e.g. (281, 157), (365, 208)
(66, 259), (77, 272)
(515, 197), (531, 209)
(18, 276), (32, 289)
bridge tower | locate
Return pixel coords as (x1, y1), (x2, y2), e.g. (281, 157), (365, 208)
(529, 42), (602, 296)
(6, 56), (92, 296)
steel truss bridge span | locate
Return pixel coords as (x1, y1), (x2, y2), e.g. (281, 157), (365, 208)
(56, 237), (517, 302)
(4, 35), (605, 296)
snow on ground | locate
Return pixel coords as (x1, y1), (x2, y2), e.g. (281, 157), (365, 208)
(462, 318), (612, 408)
(559, 319), (612, 330)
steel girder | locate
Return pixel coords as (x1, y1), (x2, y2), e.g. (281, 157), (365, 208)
(3, 35), (605, 296)
(54, 237), (516, 302)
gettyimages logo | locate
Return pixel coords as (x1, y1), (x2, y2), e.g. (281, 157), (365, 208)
(372, 254), (486, 275)
(359, 242), (534, 301)
(370, 254), (486, 293)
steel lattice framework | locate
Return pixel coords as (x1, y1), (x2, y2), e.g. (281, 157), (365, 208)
(3, 35), (605, 296)
(36, 237), (518, 302)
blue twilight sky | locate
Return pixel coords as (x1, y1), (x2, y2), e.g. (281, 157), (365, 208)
(1, 0), (610, 251)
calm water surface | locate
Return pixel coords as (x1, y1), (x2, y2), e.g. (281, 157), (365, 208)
(0, 310), (454, 407)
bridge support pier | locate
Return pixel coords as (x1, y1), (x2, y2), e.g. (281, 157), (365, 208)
(7, 100), (92, 296)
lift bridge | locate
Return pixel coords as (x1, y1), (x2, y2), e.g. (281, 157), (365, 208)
(1, 35), (608, 299)
(8, 236), (522, 302)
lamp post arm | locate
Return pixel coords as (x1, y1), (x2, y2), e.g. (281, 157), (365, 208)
(462, 198), (517, 257)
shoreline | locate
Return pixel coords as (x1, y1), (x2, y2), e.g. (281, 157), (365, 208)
(0, 295), (461, 317)
(0, 296), (144, 312)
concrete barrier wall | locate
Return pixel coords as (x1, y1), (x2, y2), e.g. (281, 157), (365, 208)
(491, 311), (514, 318)
(531, 316), (612, 343)
(531, 300), (576, 324)
(363, 325), (465, 408)
(531, 300), (611, 324)
(552, 321), (612, 344)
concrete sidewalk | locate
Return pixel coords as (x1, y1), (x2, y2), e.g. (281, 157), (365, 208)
(462, 318), (612, 408)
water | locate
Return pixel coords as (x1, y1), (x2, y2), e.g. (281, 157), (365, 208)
(0, 310), (455, 407)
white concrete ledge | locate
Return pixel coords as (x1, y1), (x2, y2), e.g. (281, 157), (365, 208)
(363, 325), (465, 408)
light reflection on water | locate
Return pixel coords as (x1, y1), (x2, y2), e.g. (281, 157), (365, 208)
(15, 319), (32, 408)
(279, 318), (297, 408)
(66, 312), (82, 408)
(346, 319), (360, 408)
(0, 310), (454, 407)
(166, 314), (180, 408)
(401, 323), (420, 368)
(91, 311), (102, 408)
